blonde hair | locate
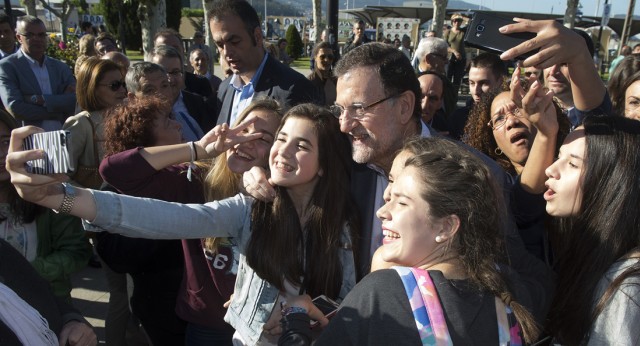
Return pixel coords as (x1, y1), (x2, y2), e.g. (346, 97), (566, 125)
(203, 98), (282, 252)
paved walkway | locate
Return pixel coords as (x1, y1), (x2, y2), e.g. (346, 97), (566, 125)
(71, 265), (110, 344)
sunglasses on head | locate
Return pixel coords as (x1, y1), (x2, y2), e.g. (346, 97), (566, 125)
(101, 80), (126, 91)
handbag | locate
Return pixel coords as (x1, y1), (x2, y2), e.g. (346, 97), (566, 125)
(393, 266), (522, 346)
(71, 115), (103, 189)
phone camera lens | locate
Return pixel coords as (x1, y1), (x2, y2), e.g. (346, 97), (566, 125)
(476, 24), (485, 32)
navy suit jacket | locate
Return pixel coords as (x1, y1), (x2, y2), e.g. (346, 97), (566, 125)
(185, 71), (213, 98)
(216, 54), (319, 124)
(351, 133), (553, 320)
(0, 50), (76, 127)
(182, 90), (218, 133)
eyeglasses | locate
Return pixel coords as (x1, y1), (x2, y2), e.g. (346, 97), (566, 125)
(100, 80), (126, 91)
(18, 32), (47, 40)
(330, 93), (399, 120)
(487, 108), (523, 130)
(453, 18), (463, 22)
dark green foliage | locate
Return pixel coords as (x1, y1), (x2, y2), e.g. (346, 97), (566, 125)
(285, 24), (302, 60)
(95, 0), (142, 51)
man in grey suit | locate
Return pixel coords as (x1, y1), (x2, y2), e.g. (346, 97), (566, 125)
(211, 0), (318, 126)
(0, 16), (76, 130)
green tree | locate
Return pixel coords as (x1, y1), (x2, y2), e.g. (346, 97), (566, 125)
(38, 0), (88, 42)
(95, 0), (142, 51)
(285, 24), (303, 60)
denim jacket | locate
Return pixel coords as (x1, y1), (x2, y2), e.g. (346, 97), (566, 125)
(86, 191), (356, 345)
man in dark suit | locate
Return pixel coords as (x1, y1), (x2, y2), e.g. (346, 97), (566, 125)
(333, 43), (552, 301)
(151, 45), (217, 139)
(0, 14), (18, 59)
(154, 29), (213, 98)
(0, 16), (76, 130)
(210, 0), (318, 126)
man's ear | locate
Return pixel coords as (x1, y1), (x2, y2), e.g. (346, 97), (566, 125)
(253, 26), (263, 45)
(397, 90), (415, 125)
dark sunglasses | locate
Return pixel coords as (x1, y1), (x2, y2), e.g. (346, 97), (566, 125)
(100, 80), (126, 91)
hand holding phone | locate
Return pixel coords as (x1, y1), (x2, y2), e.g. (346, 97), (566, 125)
(464, 12), (537, 60)
(23, 130), (73, 174)
(310, 295), (339, 328)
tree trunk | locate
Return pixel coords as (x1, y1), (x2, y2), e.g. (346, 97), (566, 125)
(21, 0), (37, 17)
(312, 0), (322, 43)
(432, 0), (448, 37)
(564, 0), (579, 28)
(37, 0), (74, 42)
(139, 0), (167, 61)
(203, 0), (214, 50)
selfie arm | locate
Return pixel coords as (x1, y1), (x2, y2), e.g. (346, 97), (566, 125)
(499, 18), (605, 112)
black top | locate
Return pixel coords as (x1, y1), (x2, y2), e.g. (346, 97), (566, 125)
(281, 268), (536, 346)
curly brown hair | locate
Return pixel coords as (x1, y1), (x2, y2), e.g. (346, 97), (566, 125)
(103, 96), (172, 156)
(464, 86), (569, 173)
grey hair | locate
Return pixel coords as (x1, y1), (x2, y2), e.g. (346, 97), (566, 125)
(414, 37), (448, 63)
(125, 62), (166, 94)
(151, 45), (184, 67)
(16, 15), (44, 29)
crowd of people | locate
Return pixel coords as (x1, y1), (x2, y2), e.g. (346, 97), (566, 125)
(0, 1), (638, 345)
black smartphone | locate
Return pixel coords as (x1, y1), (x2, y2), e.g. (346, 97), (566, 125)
(310, 295), (339, 328)
(464, 12), (538, 60)
(23, 130), (73, 174)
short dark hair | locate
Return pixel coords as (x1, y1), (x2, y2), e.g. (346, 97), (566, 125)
(207, 0), (260, 45)
(312, 41), (332, 58)
(277, 38), (287, 45)
(81, 21), (93, 30)
(153, 28), (182, 43)
(95, 32), (117, 46)
(470, 52), (508, 80)
(334, 42), (421, 122)
(151, 45), (184, 67)
(0, 14), (14, 30)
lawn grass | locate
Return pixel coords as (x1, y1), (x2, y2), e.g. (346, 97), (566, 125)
(125, 49), (144, 61)
(291, 57), (311, 69)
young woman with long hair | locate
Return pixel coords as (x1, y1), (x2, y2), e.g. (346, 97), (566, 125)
(279, 137), (542, 345)
(6, 103), (358, 346)
(544, 115), (640, 344)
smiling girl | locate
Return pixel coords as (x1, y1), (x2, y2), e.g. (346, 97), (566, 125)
(6, 103), (358, 346)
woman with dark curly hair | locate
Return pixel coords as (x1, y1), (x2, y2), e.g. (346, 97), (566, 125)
(463, 69), (568, 262)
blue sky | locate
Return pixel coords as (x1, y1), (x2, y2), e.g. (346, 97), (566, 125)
(461, 0), (638, 18)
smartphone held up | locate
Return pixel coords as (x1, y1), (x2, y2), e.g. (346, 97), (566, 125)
(464, 12), (538, 60)
(23, 130), (73, 175)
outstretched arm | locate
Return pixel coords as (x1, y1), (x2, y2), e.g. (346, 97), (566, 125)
(139, 118), (263, 171)
(500, 18), (606, 112)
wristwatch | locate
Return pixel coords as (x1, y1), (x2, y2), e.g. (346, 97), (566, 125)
(54, 183), (76, 214)
(30, 95), (38, 104)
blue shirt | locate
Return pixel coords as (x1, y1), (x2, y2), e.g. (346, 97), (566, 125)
(228, 53), (269, 125)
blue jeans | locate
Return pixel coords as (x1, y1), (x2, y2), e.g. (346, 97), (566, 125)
(185, 323), (234, 346)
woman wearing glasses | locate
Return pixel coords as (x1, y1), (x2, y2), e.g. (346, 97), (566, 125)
(464, 69), (568, 263)
(307, 42), (336, 106)
(63, 58), (126, 189)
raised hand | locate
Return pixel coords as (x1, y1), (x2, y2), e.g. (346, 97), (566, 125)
(6, 126), (67, 207)
(196, 117), (263, 158)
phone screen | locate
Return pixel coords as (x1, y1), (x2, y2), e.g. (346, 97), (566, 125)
(310, 296), (339, 327)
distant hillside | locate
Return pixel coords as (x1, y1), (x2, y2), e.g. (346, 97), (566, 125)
(253, 0), (489, 18)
